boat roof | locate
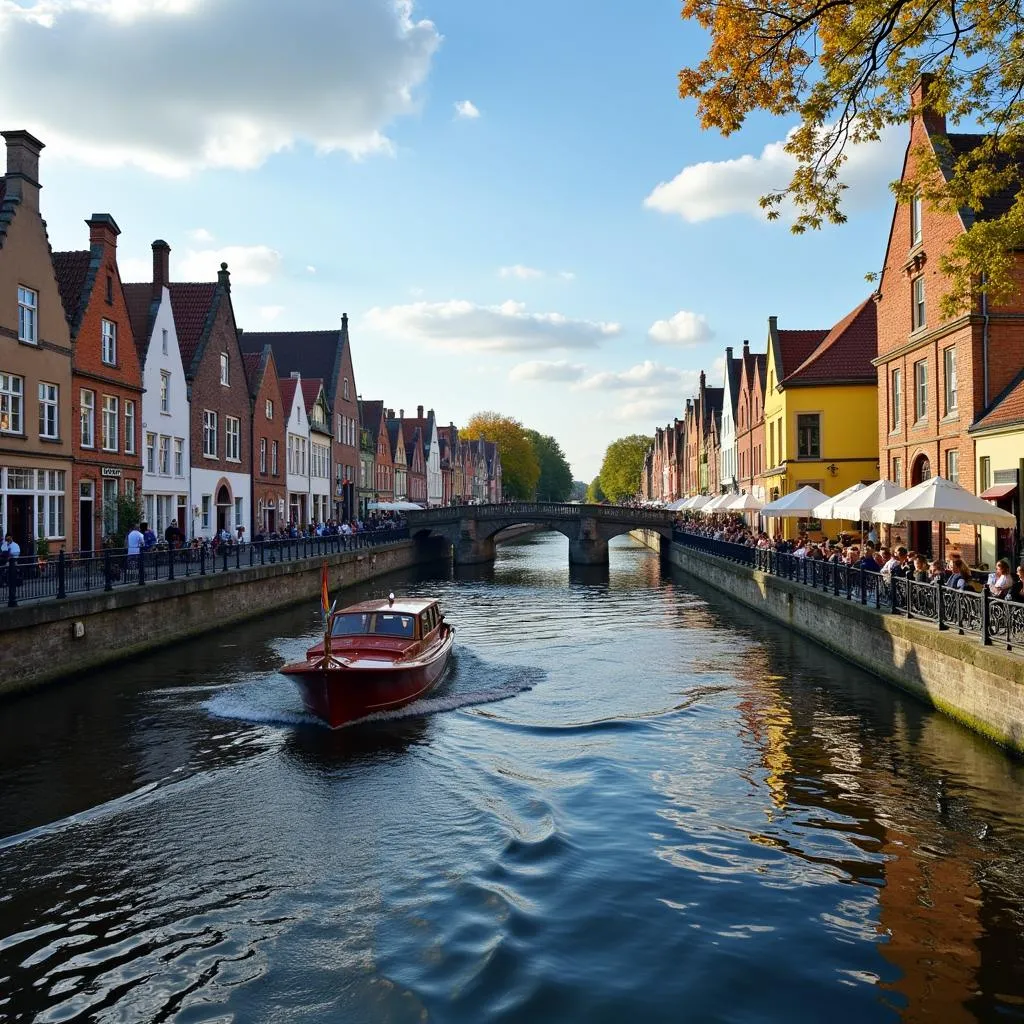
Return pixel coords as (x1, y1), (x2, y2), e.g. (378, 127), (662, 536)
(338, 598), (439, 615)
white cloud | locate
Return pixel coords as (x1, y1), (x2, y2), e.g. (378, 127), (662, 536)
(258, 305), (285, 321)
(188, 227), (215, 243)
(558, 270), (576, 281)
(0, 0), (441, 175)
(509, 360), (587, 383)
(363, 299), (621, 353)
(305, 265), (317, 275)
(576, 361), (701, 423)
(644, 124), (901, 223)
(454, 99), (480, 120)
(499, 264), (544, 280)
(176, 245), (282, 286)
(648, 310), (714, 347)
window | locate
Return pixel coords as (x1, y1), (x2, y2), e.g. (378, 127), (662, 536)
(146, 432), (156, 474)
(980, 456), (992, 493)
(943, 346), (958, 415)
(0, 373), (23, 434)
(259, 437), (267, 474)
(892, 456), (903, 487)
(125, 478), (136, 500)
(102, 478), (118, 537)
(161, 328), (168, 356)
(271, 439), (279, 475)
(911, 192), (922, 246)
(101, 319), (117, 365)
(220, 352), (229, 386)
(124, 400), (136, 455)
(796, 414), (821, 459)
(159, 435), (171, 475)
(101, 395), (118, 451)
(890, 368), (902, 431)
(914, 359), (928, 422)
(174, 438), (184, 476)
(945, 448), (959, 484)
(105, 274), (113, 304)
(343, 377), (350, 400)
(201, 495), (211, 530)
(38, 382), (58, 439)
(912, 276), (926, 330)
(203, 410), (217, 457)
(234, 497), (244, 528)
(336, 413), (342, 443)
(18, 286), (38, 344)
(160, 372), (170, 413)
(225, 416), (240, 461)
(265, 399), (273, 420)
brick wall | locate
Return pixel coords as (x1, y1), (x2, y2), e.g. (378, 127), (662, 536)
(252, 354), (287, 530)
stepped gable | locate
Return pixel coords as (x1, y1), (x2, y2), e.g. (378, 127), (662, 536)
(782, 297), (877, 386)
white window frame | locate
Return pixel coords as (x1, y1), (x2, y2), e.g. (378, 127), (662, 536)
(234, 496), (244, 528)
(266, 399), (273, 420)
(80, 389), (95, 448)
(914, 359), (928, 423)
(220, 352), (230, 386)
(146, 432), (156, 474)
(159, 435), (171, 475)
(260, 437), (267, 474)
(890, 368), (901, 432)
(161, 328), (169, 355)
(912, 276), (926, 330)
(943, 346), (958, 415)
(271, 439), (279, 475)
(101, 395), (119, 452)
(203, 410), (217, 458)
(174, 438), (184, 477)
(225, 415), (240, 462)
(911, 192), (922, 247)
(38, 382), (58, 440)
(160, 371), (170, 413)
(201, 495), (211, 530)
(0, 373), (24, 435)
(18, 286), (38, 345)
(124, 400), (136, 455)
(101, 319), (117, 365)
(946, 448), (959, 485)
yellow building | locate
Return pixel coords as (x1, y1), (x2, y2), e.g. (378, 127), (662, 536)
(760, 299), (880, 539)
(969, 369), (1024, 569)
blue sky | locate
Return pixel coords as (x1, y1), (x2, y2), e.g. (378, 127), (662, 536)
(1, 0), (904, 480)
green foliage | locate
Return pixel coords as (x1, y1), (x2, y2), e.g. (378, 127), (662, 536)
(525, 430), (574, 502)
(586, 476), (606, 503)
(103, 492), (145, 548)
(570, 479), (588, 501)
(598, 435), (653, 502)
(463, 411), (540, 500)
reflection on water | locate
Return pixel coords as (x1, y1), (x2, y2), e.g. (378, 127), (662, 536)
(1, 531), (1023, 1022)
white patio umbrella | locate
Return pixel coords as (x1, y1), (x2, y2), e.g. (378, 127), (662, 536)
(830, 479), (905, 522)
(679, 494), (709, 511)
(369, 501), (425, 512)
(759, 484), (831, 518)
(871, 476), (1017, 527)
(811, 481), (867, 520)
(728, 491), (764, 512)
(664, 498), (688, 511)
(700, 493), (734, 514)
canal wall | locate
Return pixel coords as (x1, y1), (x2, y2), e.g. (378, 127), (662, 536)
(0, 539), (449, 698)
(631, 530), (1024, 755)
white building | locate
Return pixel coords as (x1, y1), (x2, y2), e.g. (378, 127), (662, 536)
(719, 345), (743, 494)
(302, 378), (333, 524)
(282, 374), (310, 527)
(124, 243), (190, 539)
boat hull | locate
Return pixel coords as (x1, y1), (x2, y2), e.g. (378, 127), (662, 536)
(282, 628), (454, 728)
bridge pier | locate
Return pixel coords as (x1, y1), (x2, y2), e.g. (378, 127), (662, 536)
(568, 536), (609, 566)
(453, 534), (496, 565)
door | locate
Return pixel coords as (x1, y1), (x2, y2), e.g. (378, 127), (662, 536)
(79, 481), (94, 554)
(910, 455), (932, 555)
(215, 484), (231, 534)
(7, 495), (33, 556)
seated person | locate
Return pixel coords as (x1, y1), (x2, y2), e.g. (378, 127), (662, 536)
(989, 559), (1014, 599)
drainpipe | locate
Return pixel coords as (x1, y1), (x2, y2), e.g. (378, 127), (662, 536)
(981, 274), (990, 408)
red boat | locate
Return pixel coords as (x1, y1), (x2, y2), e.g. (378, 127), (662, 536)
(281, 594), (455, 728)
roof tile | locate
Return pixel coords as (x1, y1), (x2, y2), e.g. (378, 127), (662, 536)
(52, 250), (92, 332)
(782, 297), (877, 385)
(168, 282), (218, 369)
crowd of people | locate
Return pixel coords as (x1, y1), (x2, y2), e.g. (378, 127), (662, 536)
(675, 513), (1024, 601)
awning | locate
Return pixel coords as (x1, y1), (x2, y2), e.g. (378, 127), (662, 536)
(980, 483), (1017, 501)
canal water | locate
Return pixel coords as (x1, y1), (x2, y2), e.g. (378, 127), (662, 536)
(1, 533), (1023, 1023)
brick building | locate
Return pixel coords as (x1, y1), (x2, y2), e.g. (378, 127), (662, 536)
(875, 74), (1024, 562)
(242, 345), (286, 534)
(735, 340), (767, 500)
(169, 264), (251, 539)
(54, 215), (143, 552)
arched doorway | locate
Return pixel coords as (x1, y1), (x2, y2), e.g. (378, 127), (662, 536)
(910, 454), (932, 555)
(216, 483), (232, 534)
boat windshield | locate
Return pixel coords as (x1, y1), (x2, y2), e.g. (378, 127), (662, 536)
(374, 613), (416, 638)
(331, 612), (373, 636)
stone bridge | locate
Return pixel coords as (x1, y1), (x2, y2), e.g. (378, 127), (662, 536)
(405, 502), (676, 565)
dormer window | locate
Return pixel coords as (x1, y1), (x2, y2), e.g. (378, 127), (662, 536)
(911, 192), (922, 247)
(220, 352), (229, 386)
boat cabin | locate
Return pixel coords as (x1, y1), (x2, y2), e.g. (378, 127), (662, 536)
(329, 598), (442, 641)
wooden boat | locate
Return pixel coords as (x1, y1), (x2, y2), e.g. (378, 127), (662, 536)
(281, 594), (455, 728)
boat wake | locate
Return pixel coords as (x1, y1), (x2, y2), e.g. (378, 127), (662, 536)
(203, 651), (541, 731)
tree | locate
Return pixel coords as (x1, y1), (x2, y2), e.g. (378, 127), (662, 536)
(586, 476), (606, 503)
(525, 430), (574, 502)
(462, 411), (540, 500)
(677, 0), (1024, 310)
(598, 435), (652, 502)
(570, 479), (588, 501)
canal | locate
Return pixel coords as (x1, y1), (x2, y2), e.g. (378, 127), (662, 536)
(1, 532), (1023, 1022)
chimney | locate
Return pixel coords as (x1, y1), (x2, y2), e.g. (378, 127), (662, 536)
(699, 370), (706, 389)
(341, 312), (349, 333)
(742, 339), (750, 357)
(290, 371), (300, 379)
(417, 405), (424, 419)
(2, 130), (44, 212)
(725, 346), (733, 364)
(218, 262), (231, 293)
(399, 408), (404, 419)
(152, 240), (170, 297)
(910, 73), (945, 136)
(87, 213), (120, 252)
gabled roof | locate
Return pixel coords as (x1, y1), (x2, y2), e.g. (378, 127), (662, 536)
(122, 283), (159, 361)
(300, 378), (324, 413)
(970, 366), (1024, 433)
(774, 329), (829, 381)
(359, 399), (385, 443)
(724, 352), (743, 415)
(940, 133), (1021, 228)
(52, 250), (93, 336)
(402, 411), (436, 456)
(402, 421), (423, 464)
(168, 282), (219, 371)
(279, 376), (299, 415)
(386, 418), (404, 460)
(781, 297), (877, 386)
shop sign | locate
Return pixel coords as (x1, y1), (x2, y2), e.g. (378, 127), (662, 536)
(101, 467), (122, 478)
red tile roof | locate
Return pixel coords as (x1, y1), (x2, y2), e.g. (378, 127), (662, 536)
(971, 368), (1024, 432)
(121, 283), (158, 360)
(782, 297), (877, 386)
(300, 378), (324, 413)
(52, 250), (93, 333)
(242, 351), (263, 396)
(279, 376), (298, 413)
(168, 282), (217, 369)
(776, 329), (829, 377)
(359, 399), (385, 442)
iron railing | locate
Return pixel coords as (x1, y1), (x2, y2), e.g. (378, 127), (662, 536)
(673, 529), (1024, 653)
(1, 528), (410, 609)
(407, 501), (676, 526)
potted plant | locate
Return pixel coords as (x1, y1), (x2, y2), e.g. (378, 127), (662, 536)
(35, 534), (50, 569)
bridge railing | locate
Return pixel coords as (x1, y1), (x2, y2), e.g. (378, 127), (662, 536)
(407, 502), (676, 525)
